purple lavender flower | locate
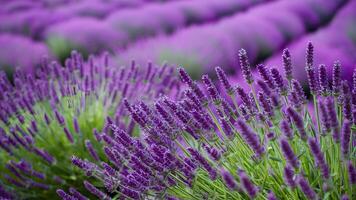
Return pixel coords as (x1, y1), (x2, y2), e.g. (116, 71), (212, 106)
(283, 165), (296, 188)
(69, 187), (88, 200)
(342, 194), (350, 200)
(286, 107), (307, 140)
(238, 169), (258, 198)
(267, 191), (277, 200)
(257, 64), (275, 89)
(57, 189), (76, 200)
(239, 49), (253, 84)
(83, 181), (109, 200)
(298, 175), (317, 200)
(236, 119), (265, 158)
(318, 64), (329, 96)
(282, 48), (293, 81)
(341, 120), (351, 157)
(306, 41), (314, 67)
(215, 66), (233, 95)
(348, 161), (356, 185)
(85, 140), (99, 161)
(280, 120), (293, 139)
(308, 138), (329, 179)
(257, 91), (274, 118)
(202, 74), (220, 104)
(305, 64), (318, 95)
(221, 169), (237, 190)
(271, 68), (287, 96)
(332, 61), (341, 96)
(187, 148), (217, 180)
(280, 138), (299, 169)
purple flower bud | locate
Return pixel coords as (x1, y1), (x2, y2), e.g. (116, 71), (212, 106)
(93, 128), (101, 142)
(236, 86), (251, 109)
(258, 92), (274, 118)
(298, 175), (317, 200)
(239, 49), (253, 84)
(306, 41), (314, 67)
(348, 161), (356, 185)
(236, 119), (264, 158)
(85, 140), (99, 161)
(342, 194), (350, 200)
(318, 64), (328, 96)
(84, 181), (109, 200)
(308, 138), (329, 179)
(69, 187), (88, 200)
(271, 68), (287, 96)
(332, 61), (341, 96)
(282, 48), (293, 80)
(202, 74), (220, 104)
(257, 64), (275, 89)
(341, 120), (351, 157)
(286, 107), (307, 140)
(215, 66), (233, 95)
(221, 118), (234, 139)
(57, 189), (76, 200)
(73, 118), (80, 133)
(305, 65), (318, 95)
(318, 100), (331, 133)
(33, 148), (55, 164)
(238, 169), (258, 198)
(280, 138), (299, 169)
(283, 166), (296, 188)
(267, 191), (277, 200)
(54, 110), (65, 125)
(178, 67), (193, 86)
(63, 127), (74, 143)
(187, 148), (217, 180)
(221, 169), (237, 190)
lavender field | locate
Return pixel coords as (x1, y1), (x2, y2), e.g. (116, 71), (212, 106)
(0, 0), (355, 199)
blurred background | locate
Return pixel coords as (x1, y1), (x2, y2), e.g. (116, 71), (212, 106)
(0, 0), (355, 84)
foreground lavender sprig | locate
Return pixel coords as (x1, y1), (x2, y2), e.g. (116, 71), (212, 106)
(64, 45), (354, 200)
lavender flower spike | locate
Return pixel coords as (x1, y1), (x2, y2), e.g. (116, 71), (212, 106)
(202, 74), (220, 104)
(286, 107), (307, 140)
(280, 120), (293, 139)
(238, 169), (258, 198)
(238, 49), (253, 84)
(221, 169), (237, 190)
(236, 119), (265, 158)
(332, 61), (341, 96)
(280, 138), (299, 169)
(282, 48), (293, 81)
(318, 64), (328, 96)
(308, 138), (329, 179)
(306, 41), (314, 67)
(271, 68), (287, 96)
(341, 120), (351, 158)
(215, 66), (233, 95)
(305, 64), (317, 95)
(298, 175), (317, 200)
(283, 165), (296, 188)
(83, 181), (109, 200)
(348, 161), (356, 185)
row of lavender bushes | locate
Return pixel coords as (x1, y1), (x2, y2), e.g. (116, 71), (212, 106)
(0, 0), (268, 74)
(44, 0), (269, 62)
(265, 0), (356, 84)
(117, 0), (348, 78)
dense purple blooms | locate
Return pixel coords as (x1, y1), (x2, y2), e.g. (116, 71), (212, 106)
(282, 48), (293, 81)
(239, 49), (253, 84)
(221, 169), (237, 190)
(236, 119), (265, 158)
(308, 138), (329, 179)
(283, 165), (296, 188)
(280, 138), (299, 169)
(298, 176), (317, 200)
(238, 170), (258, 198)
(341, 120), (351, 157)
(286, 107), (307, 140)
(216, 66), (233, 95)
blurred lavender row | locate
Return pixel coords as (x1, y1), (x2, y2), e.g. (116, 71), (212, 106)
(265, 0), (356, 84)
(117, 0), (347, 78)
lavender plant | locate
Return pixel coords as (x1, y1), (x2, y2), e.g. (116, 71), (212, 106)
(68, 43), (355, 199)
(0, 51), (179, 199)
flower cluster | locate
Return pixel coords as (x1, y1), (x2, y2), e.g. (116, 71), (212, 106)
(64, 43), (355, 199)
(0, 51), (179, 199)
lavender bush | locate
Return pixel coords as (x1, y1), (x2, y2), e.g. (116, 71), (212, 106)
(266, 0), (356, 84)
(0, 51), (179, 199)
(65, 44), (355, 199)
